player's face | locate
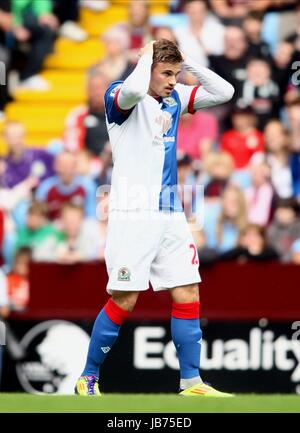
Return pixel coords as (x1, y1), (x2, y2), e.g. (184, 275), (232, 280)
(149, 62), (182, 98)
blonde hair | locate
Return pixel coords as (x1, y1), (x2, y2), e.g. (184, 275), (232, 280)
(203, 151), (234, 178)
(216, 184), (248, 245)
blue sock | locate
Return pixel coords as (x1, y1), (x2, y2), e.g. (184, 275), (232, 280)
(171, 302), (202, 380)
(82, 307), (123, 377)
(171, 317), (202, 379)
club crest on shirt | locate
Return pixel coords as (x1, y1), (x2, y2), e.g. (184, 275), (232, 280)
(118, 267), (131, 282)
(163, 97), (177, 107)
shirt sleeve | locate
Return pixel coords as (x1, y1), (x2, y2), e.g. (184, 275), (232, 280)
(175, 56), (235, 114)
(175, 83), (202, 115)
(104, 81), (135, 126)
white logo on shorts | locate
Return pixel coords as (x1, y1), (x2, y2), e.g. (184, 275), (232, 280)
(101, 346), (111, 353)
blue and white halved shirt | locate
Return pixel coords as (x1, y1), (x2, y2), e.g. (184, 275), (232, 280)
(104, 80), (199, 212)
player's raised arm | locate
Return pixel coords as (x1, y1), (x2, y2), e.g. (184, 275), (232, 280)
(182, 55), (235, 110)
(117, 41), (155, 110)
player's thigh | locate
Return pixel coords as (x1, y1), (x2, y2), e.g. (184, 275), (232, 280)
(105, 211), (162, 292)
(150, 212), (201, 291)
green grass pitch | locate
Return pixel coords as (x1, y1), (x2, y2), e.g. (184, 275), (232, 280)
(0, 394), (299, 413)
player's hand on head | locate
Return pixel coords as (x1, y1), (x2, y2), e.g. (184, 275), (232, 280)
(139, 40), (156, 58)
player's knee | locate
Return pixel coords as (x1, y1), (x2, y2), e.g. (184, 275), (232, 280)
(171, 284), (199, 303)
(111, 291), (139, 312)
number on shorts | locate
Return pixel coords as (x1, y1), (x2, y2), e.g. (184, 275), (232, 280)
(189, 244), (199, 265)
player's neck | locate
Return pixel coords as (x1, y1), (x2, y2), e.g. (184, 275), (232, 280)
(148, 89), (162, 102)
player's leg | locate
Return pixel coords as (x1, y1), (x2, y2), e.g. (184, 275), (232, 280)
(170, 283), (202, 390)
(150, 214), (204, 392)
(76, 290), (139, 395)
(170, 284), (232, 397)
(151, 212), (232, 396)
(76, 210), (160, 395)
(82, 290), (139, 376)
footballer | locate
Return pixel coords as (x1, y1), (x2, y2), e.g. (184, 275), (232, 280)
(75, 39), (234, 397)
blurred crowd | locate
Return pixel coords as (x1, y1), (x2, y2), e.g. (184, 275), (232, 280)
(0, 0), (300, 315)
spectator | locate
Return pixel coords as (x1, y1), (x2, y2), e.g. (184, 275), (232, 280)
(1, 121), (54, 189)
(53, 0), (87, 42)
(177, 110), (218, 161)
(126, 0), (152, 63)
(100, 25), (134, 82)
(245, 161), (273, 226)
(267, 198), (300, 262)
(0, 173), (38, 267)
(238, 58), (280, 130)
(203, 151), (234, 199)
(220, 224), (279, 262)
(16, 201), (64, 261)
(273, 40), (295, 106)
(153, 26), (178, 44)
(208, 25), (249, 126)
(209, 0), (251, 25)
(285, 3), (300, 55)
(205, 184), (248, 253)
(75, 149), (101, 180)
(220, 107), (264, 170)
(291, 149), (300, 204)
(242, 12), (272, 59)
(6, 247), (31, 311)
(287, 98), (300, 152)
(55, 203), (105, 264)
(210, 0), (298, 21)
(284, 79), (300, 109)
(11, 0), (59, 90)
(0, 0), (12, 115)
(174, 0), (225, 67)
(287, 99), (300, 202)
(264, 120), (293, 199)
(64, 68), (110, 156)
(36, 152), (96, 220)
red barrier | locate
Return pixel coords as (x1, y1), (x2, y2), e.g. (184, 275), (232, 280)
(12, 261), (300, 321)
